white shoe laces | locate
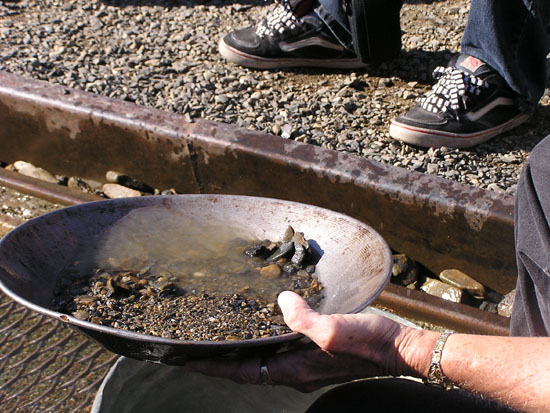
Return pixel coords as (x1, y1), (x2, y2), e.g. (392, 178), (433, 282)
(256, 2), (300, 38)
(419, 66), (485, 115)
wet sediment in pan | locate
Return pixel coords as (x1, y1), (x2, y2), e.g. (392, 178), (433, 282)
(51, 226), (324, 341)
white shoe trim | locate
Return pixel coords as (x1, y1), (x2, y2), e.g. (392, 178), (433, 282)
(219, 37), (366, 69)
(279, 37), (345, 52)
(465, 97), (515, 122)
(389, 113), (530, 149)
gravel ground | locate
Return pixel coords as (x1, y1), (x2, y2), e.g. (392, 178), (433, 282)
(1, 0), (549, 195)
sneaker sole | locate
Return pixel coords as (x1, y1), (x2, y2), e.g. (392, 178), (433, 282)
(219, 38), (368, 70)
(389, 113), (530, 149)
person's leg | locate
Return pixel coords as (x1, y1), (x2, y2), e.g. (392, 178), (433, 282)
(461, 0), (550, 108)
(218, 0), (364, 70)
(314, 0), (353, 51)
(511, 135), (550, 337)
(390, 0), (550, 149)
(218, 0), (402, 69)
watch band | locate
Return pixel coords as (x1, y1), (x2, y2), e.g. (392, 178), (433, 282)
(424, 330), (455, 390)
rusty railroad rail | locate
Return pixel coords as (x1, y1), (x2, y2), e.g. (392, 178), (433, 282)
(0, 70), (513, 333)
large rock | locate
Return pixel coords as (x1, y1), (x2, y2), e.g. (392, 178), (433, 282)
(420, 278), (463, 303)
(439, 269), (486, 299)
(498, 289), (516, 318)
(106, 171), (154, 193)
(102, 183), (142, 199)
(68, 176), (101, 195)
(12, 161), (57, 184)
(392, 253), (418, 288)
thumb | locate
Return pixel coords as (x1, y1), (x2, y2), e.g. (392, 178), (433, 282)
(277, 291), (325, 338)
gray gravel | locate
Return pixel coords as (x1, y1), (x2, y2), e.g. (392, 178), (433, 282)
(1, 0), (549, 195)
(0, 185), (61, 221)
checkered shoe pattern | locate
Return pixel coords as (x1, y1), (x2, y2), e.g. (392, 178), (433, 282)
(256, 2), (299, 38)
(418, 66), (485, 116)
(389, 54), (530, 148)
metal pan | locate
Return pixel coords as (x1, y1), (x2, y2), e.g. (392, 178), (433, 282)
(0, 195), (392, 365)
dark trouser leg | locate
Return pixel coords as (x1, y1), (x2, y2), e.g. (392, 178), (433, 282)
(511, 135), (550, 337)
(461, 0), (550, 106)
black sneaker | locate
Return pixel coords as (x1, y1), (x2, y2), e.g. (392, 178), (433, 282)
(389, 54), (530, 149)
(219, 4), (366, 69)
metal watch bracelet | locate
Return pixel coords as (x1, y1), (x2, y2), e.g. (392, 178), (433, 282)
(424, 330), (455, 390)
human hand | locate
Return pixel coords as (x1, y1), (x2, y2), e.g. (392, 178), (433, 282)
(186, 291), (427, 392)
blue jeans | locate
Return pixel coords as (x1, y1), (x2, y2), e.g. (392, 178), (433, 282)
(314, 0), (353, 50)
(461, 0), (550, 107)
(316, 0), (550, 106)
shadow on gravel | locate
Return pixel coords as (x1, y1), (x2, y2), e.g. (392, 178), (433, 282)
(100, 0), (265, 7)
(99, 0), (454, 9)
(99, 0), (457, 5)
(404, 0), (450, 4)
(462, 106), (550, 156)
(274, 49), (453, 84)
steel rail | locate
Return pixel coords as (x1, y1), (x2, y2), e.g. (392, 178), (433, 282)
(0, 168), (510, 335)
(0, 71), (513, 336)
(0, 167), (104, 206)
(0, 71), (517, 296)
(375, 283), (509, 336)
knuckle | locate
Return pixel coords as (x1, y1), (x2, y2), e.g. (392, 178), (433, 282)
(315, 316), (340, 351)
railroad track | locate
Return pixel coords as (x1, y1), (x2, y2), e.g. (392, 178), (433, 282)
(0, 70), (513, 410)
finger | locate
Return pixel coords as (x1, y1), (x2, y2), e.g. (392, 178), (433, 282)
(278, 291), (323, 334)
(269, 347), (380, 392)
(278, 291), (387, 355)
(278, 291), (344, 351)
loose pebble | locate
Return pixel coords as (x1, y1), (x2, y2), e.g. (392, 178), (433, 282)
(498, 289), (516, 318)
(260, 264), (281, 279)
(102, 183), (142, 198)
(420, 278), (463, 303)
(439, 268), (487, 299)
(12, 161), (57, 184)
